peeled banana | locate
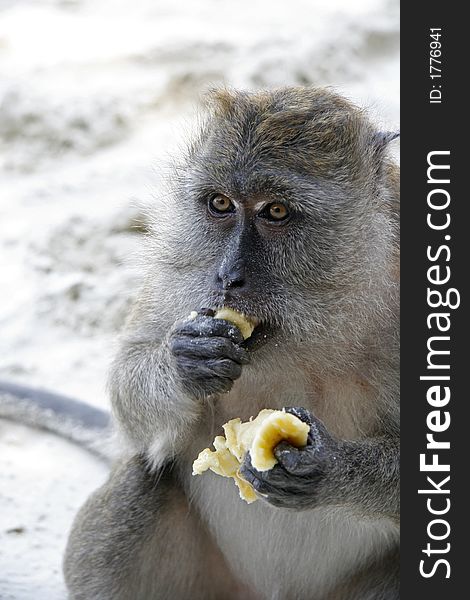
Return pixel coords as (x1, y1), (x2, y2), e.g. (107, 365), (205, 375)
(192, 409), (309, 503)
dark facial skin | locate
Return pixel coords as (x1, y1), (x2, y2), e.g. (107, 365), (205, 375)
(201, 189), (300, 316)
(207, 192), (293, 296)
(168, 192), (292, 398)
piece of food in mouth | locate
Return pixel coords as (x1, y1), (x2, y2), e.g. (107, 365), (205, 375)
(188, 307), (259, 340)
(192, 409), (310, 503)
(214, 307), (258, 340)
(189, 306), (259, 340)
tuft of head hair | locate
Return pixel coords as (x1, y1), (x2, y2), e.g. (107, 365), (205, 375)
(188, 87), (399, 199)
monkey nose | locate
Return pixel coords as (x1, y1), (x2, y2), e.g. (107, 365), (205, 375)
(216, 264), (247, 290)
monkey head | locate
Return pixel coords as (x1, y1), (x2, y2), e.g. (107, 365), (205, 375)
(149, 87), (399, 356)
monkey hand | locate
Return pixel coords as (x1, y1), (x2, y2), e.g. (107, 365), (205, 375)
(239, 407), (339, 509)
(168, 314), (250, 399)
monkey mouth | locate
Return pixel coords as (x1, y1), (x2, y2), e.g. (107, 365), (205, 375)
(201, 301), (272, 349)
(243, 321), (272, 350)
(222, 307), (271, 349)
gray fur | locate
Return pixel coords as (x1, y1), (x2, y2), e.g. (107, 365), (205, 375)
(64, 87), (400, 600)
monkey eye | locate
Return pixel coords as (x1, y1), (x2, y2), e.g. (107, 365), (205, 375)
(259, 202), (290, 223)
(208, 194), (235, 216)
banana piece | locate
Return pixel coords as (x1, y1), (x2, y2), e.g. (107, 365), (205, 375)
(192, 409), (309, 503)
(188, 307), (258, 340)
(250, 411), (310, 471)
(214, 307), (258, 340)
(192, 435), (259, 504)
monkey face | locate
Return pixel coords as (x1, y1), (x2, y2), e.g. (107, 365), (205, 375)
(154, 88), (397, 346)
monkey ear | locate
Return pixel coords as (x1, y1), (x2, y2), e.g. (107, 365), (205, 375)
(374, 130), (400, 149)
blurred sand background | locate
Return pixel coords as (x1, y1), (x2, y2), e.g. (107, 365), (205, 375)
(0, 0), (399, 597)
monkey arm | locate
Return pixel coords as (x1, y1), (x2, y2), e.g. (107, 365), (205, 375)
(109, 309), (249, 468)
(327, 435), (399, 519)
(109, 331), (202, 467)
(240, 407), (399, 520)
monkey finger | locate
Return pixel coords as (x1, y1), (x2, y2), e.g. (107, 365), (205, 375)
(203, 358), (243, 380)
(175, 316), (245, 344)
(169, 336), (250, 365)
(240, 463), (301, 503)
(238, 464), (273, 497)
(274, 441), (321, 477)
(283, 407), (334, 448)
(240, 453), (285, 489)
(175, 356), (243, 382)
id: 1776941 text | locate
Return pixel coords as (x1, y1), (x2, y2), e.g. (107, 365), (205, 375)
(429, 28), (442, 104)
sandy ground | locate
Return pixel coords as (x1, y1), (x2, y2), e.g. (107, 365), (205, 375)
(0, 422), (108, 599)
(0, 0), (399, 597)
